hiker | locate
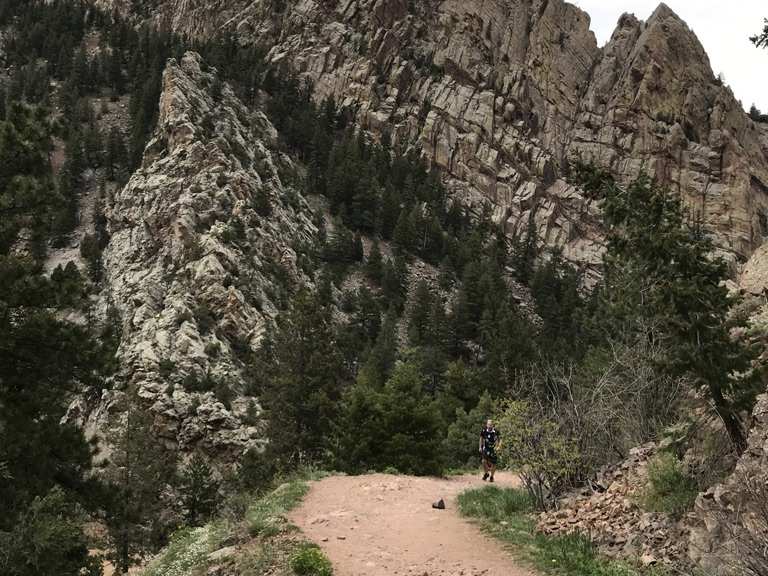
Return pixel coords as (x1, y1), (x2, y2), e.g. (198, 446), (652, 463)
(479, 419), (500, 482)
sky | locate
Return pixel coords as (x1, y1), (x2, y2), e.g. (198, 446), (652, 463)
(572, 1), (768, 112)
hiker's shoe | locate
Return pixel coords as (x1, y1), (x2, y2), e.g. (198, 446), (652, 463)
(482, 472), (489, 481)
(489, 476), (495, 483)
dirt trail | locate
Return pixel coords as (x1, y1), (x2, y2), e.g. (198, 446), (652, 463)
(288, 472), (533, 576)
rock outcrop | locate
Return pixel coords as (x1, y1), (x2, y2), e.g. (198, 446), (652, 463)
(104, 0), (768, 276)
(685, 251), (768, 575)
(94, 51), (316, 460)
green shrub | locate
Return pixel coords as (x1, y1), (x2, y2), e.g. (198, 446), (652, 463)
(642, 453), (697, 518)
(143, 525), (221, 576)
(290, 544), (333, 576)
(496, 399), (579, 510)
(442, 391), (496, 469)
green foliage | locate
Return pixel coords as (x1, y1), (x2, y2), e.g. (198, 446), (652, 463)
(641, 453), (698, 519)
(104, 404), (178, 573)
(496, 400), (579, 510)
(530, 248), (587, 359)
(0, 487), (101, 576)
(290, 544), (334, 576)
(443, 392), (496, 468)
(0, 95), (107, 576)
(585, 170), (761, 452)
(336, 361), (446, 476)
(259, 289), (352, 467)
(178, 454), (220, 527)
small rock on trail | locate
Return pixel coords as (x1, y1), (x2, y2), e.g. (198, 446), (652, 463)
(288, 472), (532, 576)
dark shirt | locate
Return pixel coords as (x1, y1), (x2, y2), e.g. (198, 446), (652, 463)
(480, 427), (499, 452)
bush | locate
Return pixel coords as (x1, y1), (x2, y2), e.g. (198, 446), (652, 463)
(142, 526), (220, 576)
(290, 544), (333, 576)
(0, 487), (100, 576)
(641, 453), (697, 518)
(496, 399), (579, 510)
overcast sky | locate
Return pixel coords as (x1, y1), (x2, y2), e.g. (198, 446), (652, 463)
(572, 1), (768, 112)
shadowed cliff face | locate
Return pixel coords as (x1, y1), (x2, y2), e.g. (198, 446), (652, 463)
(95, 0), (768, 279)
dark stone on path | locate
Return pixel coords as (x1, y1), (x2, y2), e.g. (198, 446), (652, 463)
(432, 498), (445, 510)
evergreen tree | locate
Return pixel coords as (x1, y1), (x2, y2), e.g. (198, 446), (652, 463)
(358, 308), (399, 387)
(0, 102), (104, 576)
(365, 238), (384, 284)
(260, 289), (351, 466)
(379, 184), (401, 239)
(177, 454), (220, 527)
(408, 280), (434, 347)
(104, 404), (178, 573)
(381, 255), (408, 312)
(393, 207), (417, 253)
(582, 168), (762, 453)
(337, 361), (446, 475)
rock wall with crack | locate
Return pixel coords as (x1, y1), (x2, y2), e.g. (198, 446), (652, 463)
(91, 2), (768, 277)
(88, 51), (317, 460)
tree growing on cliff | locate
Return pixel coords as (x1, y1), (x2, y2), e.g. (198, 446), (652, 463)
(578, 165), (762, 453)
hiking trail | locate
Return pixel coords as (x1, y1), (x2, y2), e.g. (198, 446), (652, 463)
(288, 472), (533, 576)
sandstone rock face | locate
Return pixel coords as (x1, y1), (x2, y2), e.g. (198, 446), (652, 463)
(99, 51), (316, 459)
(102, 0), (768, 277)
(94, 2), (768, 275)
(688, 395), (768, 575)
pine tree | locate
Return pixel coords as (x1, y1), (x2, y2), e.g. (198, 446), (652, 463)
(104, 404), (177, 573)
(337, 361), (446, 475)
(585, 170), (762, 453)
(379, 184), (401, 239)
(382, 255), (408, 312)
(393, 207), (417, 253)
(177, 454), (220, 527)
(358, 308), (398, 387)
(260, 289), (351, 466)
(408, 280), (434, 347)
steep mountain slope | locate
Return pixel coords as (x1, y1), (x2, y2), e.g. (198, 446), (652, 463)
(57, 2), (768, 572)
(95, 0), (768, 277)
(94, 51), (317, 459)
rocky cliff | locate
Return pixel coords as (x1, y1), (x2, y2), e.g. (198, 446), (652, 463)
(76, 1), (768, 570)
(96, 0), (768, 277)
(88, 51), (317, 460)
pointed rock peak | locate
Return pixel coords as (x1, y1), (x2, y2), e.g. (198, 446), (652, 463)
(649, 2), (679, 22)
